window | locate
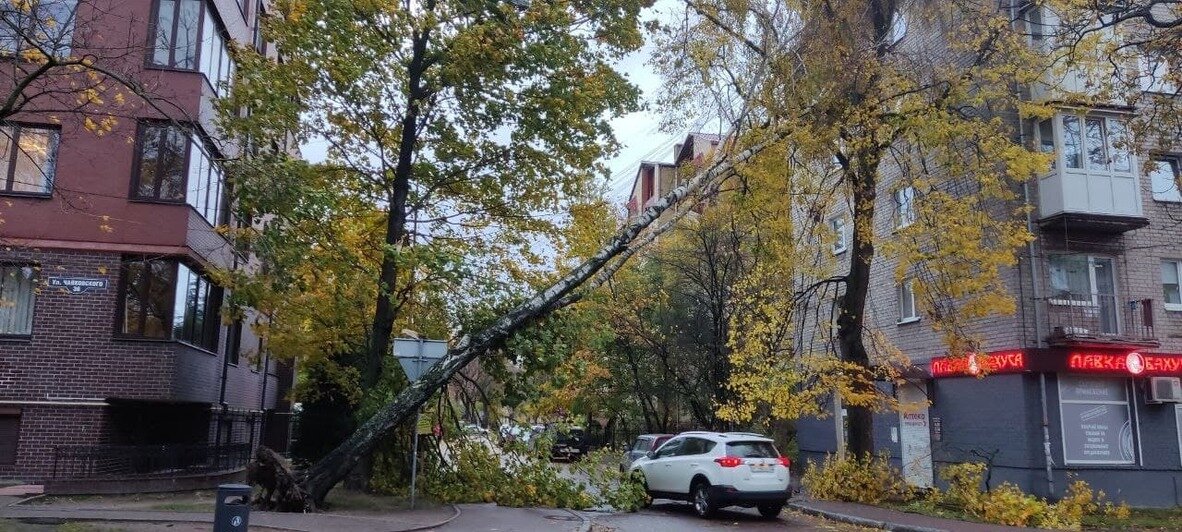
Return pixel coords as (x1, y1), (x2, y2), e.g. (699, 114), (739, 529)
(0, 409), (19, 465)
(150, 0), (235, 95)
(726, 441), (779, 458)
(897, 279), (918, 323)
(1058, 114), (1132, 173)
(680, 437), (717, 456)
(1048, 254), (1119, 334)
(172, 263), (221, 351)
(118, 257), (221, 351)
(654, 437), (683, 458)
(133, 122), (189, 202)
(0, 0), (77, 57)
(1058, 376), (1135, 465)
(0, 124), (59, 195)
(830, 216), (848, 254)
(894, 186), (916, 228)
(252, 0), (266, 53)
(132, 122), (227, 226)
(887, 10), (907, 45)
(1149, 158), (1181, 203)
(0, 265), (36, 336)
(1163, 261), (1182, 312)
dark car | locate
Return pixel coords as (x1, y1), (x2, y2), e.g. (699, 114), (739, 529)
(550, 425), (590, 461)
(620, 433), (674, 472)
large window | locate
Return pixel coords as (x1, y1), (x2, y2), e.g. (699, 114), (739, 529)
(1149, 158), (1181, 203)
(1058, 376), (1135, 465)
(172, 263), (221, 351)
(132, 122), (226, 226)
(0, 0), (77, 57)
(150, 0), (235, 95)
(1163, 261), (1182, 312)
(0, 265), (36, 336)
(0, 124), (59, 195)
(118, 257), (221, 351)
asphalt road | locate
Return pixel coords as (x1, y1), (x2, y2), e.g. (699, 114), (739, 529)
(441, 502), (865, 531)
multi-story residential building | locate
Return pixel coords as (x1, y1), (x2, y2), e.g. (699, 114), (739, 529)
(0, 0), (293, 488)
(625, 132), (722, 217)
(796, 2), (1182, 507)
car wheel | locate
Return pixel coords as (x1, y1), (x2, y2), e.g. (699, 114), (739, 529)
(758, 503), (783, 519)
(691, 479), (716, 518)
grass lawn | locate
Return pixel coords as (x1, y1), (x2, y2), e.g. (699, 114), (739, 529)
(1082, 507), (1182, 531)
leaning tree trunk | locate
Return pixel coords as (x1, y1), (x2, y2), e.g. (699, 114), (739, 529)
(296, 138), (775, 505)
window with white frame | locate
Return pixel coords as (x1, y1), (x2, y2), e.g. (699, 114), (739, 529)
(1048, 254), (1119, 334)
(830, 216), (848, 254)
(897, 279), (918, 323)
(0, 0), (77, 57)
(1058, 375), (1135, 465)
(1163, 261), (1182, 312)
(894, 186), (916, 228)
(150, 0), (235, 95)
(0, 265), (36, 336)
(1149, 157), (1181, 203)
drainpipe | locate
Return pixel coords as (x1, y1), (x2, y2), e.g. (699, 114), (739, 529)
(1025, 177), (1055, 499)
(257, 348), (270, 448)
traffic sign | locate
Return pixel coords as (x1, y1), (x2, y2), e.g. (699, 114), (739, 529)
(393, 337), (447, 382)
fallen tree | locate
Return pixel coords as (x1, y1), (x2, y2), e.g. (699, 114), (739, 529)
(279, 133), (777, 506)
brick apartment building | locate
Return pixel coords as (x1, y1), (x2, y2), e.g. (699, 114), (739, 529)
(0, 0), (293, 485)
(796, 3), (1182, 507)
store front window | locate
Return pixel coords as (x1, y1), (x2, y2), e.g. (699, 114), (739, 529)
(1058, 375), (1135, 465)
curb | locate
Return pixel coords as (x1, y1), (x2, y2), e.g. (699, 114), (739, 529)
(788, 501), (947, 532)
(566, 508), (591, 532)
(0, 503), (462, 532)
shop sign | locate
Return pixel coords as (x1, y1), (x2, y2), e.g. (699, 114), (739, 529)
(928, 349), (1182, 378)
(47, 276), (108, 294)
(1067, 351), (1182, 376)
(929, 351), (1026, 377)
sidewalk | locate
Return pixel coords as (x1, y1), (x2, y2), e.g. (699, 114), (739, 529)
(789, 497), (1033, 532)
(1, 496), (460, 532)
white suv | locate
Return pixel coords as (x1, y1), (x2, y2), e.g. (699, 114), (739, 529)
(629, 431), (791, 518)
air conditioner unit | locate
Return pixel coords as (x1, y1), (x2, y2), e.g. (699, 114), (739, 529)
(1146, 377), (1182, 404)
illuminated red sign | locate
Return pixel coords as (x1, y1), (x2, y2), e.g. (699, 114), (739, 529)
(929, 351), (1026, 377)
(1066, 351), (1182, 376)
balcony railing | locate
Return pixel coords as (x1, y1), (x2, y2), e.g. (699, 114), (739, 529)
(1044, 293), (1158, 347)
(52, 443), (252, 480)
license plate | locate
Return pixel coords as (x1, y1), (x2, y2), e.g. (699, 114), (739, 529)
(750, 463), (773, 473)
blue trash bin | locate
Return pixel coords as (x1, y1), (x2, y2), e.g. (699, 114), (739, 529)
(214, 483), (252, 532)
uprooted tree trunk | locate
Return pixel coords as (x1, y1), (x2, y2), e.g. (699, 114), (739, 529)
(248, 446), (313, 512)
(281, 137), (776, 507)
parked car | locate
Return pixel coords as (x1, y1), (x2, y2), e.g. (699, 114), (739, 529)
(549, 425), (589, 461)
(629, 431), (791, 519)
(620, 434), (674, 472)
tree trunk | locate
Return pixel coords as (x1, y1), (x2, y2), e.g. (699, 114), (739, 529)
(836, 163), (879, 457)
(366, 27), (433, 389)
(296, 138), (773, 505)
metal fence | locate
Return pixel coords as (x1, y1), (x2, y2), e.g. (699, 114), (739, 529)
(52, 443), (252, 479)
(1044, 293), (1155, 344)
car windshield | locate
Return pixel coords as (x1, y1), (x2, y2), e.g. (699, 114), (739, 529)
(726, 441), (779, 458)
(632, 439), (650, 451)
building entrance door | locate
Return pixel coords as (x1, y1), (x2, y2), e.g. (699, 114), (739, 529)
(898, 382), (934, 488)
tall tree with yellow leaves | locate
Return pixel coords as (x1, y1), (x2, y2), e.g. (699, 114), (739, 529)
(657, 0), (1058, 455)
